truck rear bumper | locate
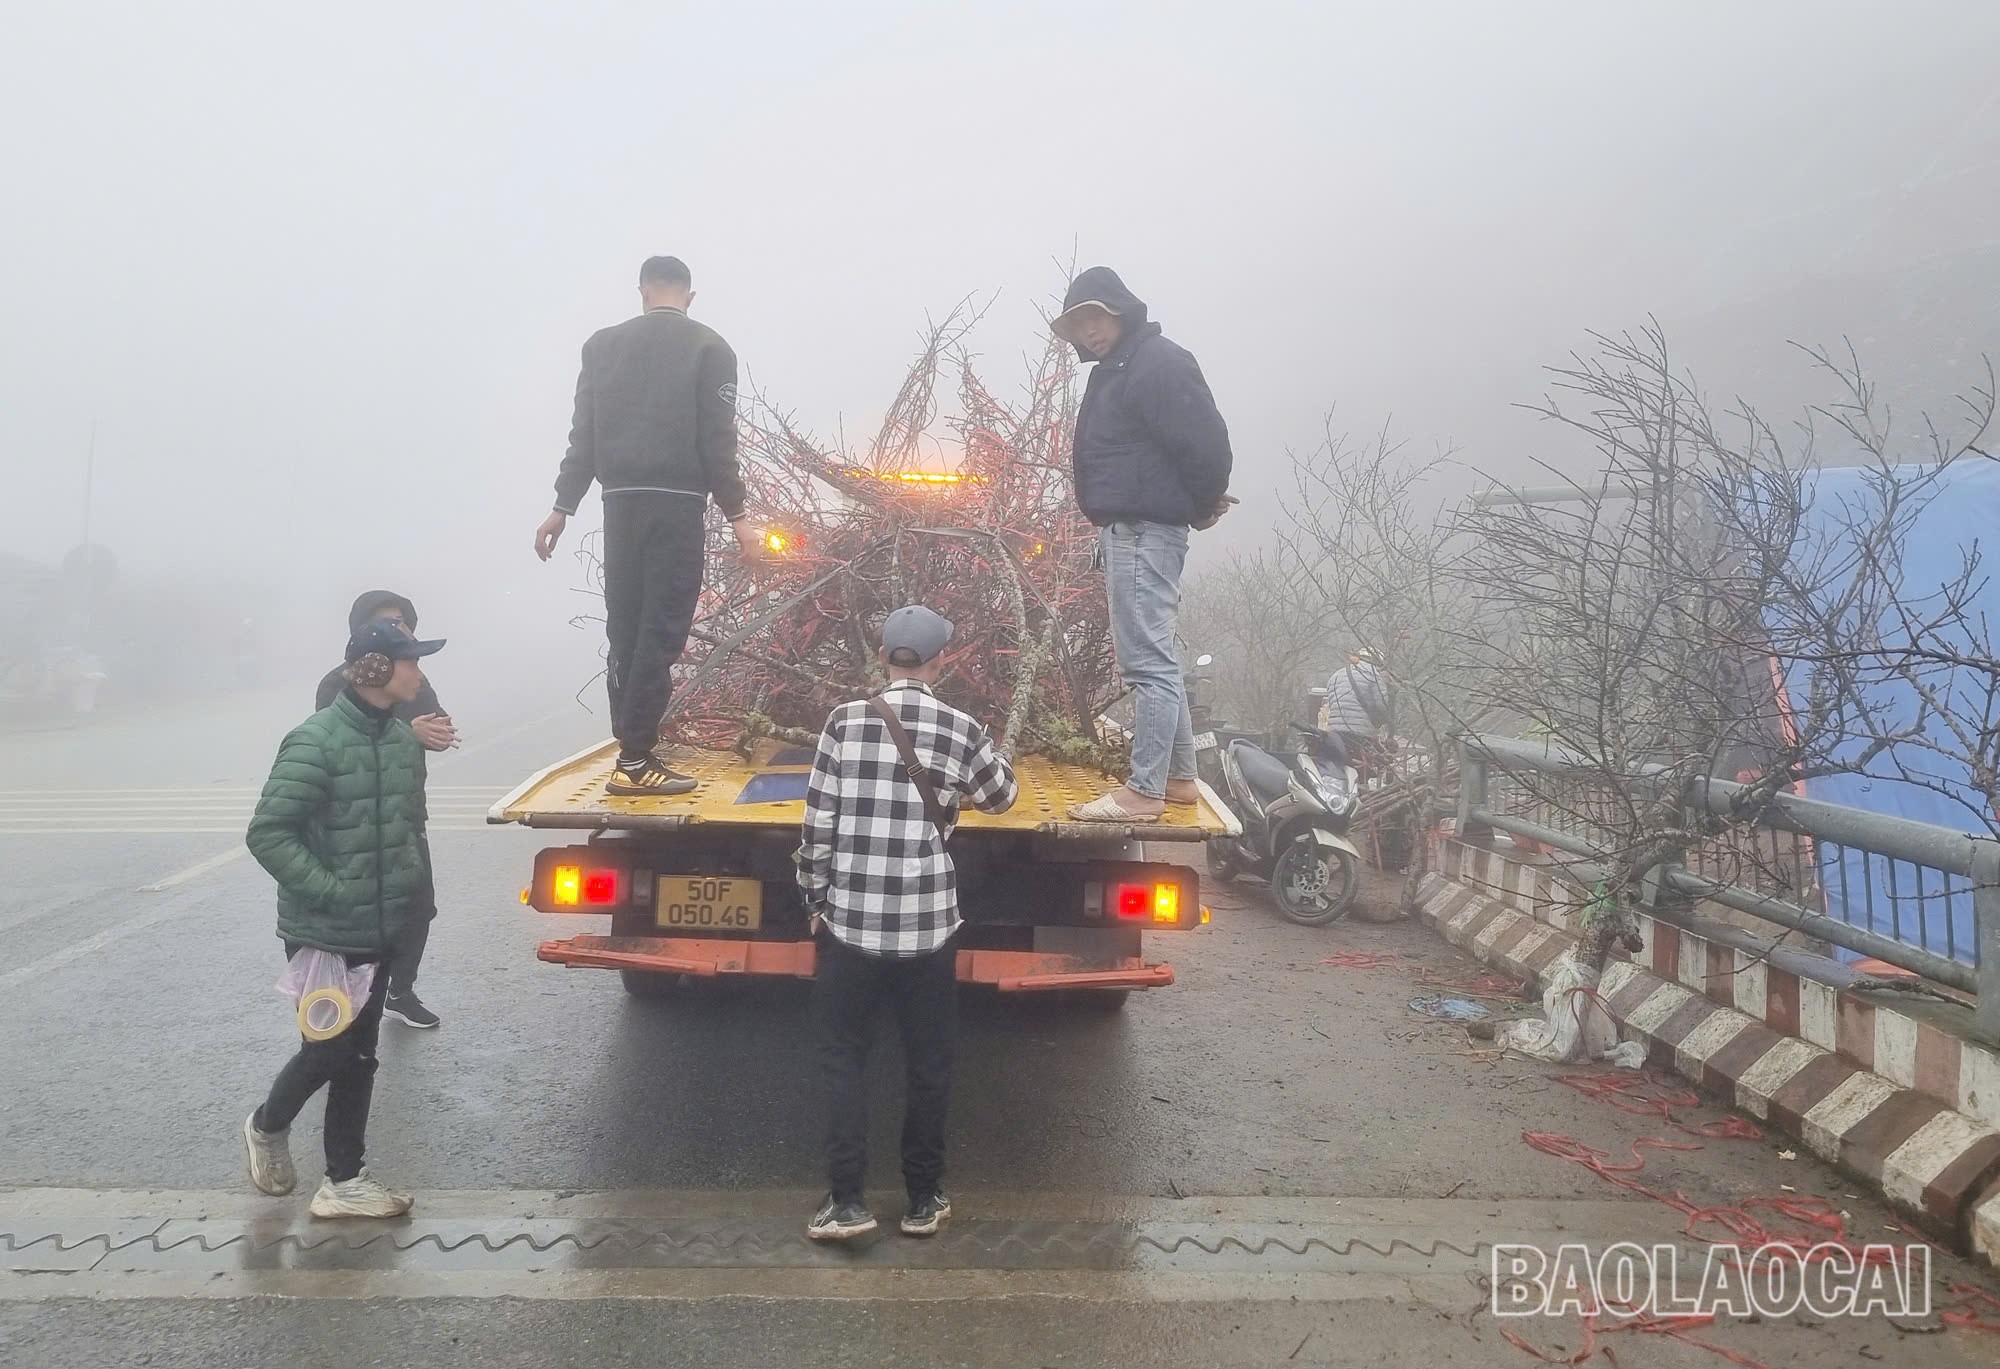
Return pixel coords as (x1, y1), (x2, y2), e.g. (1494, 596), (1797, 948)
(536, 935), (1175, 992)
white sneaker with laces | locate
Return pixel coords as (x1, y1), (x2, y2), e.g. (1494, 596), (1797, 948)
(308, 1170), (414, 1219)
(242, 1114), (296, 1197)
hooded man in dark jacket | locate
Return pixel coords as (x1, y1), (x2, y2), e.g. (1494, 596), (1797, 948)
(1052, 267), (1235, 822)
(533, 255), (766, 796)
(313, 590), (455, 1029)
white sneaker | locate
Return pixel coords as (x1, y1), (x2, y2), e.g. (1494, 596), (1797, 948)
(308, 1170), (414, 1219)
(243, 1114), (296, 1196)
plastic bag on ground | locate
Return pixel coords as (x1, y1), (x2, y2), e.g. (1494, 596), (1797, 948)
(1494, 948), (1621, 1063)
(1606, 1039), (1649, 1070)
(275, 947), (376, 1041)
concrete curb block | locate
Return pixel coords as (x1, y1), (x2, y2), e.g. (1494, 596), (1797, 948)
(1413, 870), (2000, 1264)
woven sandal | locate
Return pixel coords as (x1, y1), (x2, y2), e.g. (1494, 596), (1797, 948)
(1067, 791), (1164, 823)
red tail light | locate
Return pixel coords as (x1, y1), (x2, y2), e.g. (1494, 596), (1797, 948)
(535, 849), (632, 913)
(1111, 881), (1183, 924)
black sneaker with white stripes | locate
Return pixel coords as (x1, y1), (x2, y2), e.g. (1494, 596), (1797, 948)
(806, 1195), (878, 1242)
(606, 758), (698, 797)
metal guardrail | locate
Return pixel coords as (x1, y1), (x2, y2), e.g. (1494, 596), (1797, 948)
(1454, 733), (2000, 1043)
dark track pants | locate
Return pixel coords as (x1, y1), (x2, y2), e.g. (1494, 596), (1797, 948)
(813, 932), (958, 1207)
(387, 910), (431, 998)
(255, 951), (390, 1182)
(602, 494), (707, 763)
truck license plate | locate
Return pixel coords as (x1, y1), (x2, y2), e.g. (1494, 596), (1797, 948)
(656, 876), (763, 930)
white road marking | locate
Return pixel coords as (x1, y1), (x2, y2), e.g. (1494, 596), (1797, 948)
(139, 846), (250, 892)
(0, 787), (506, 837)
(0, 898), (207, 991)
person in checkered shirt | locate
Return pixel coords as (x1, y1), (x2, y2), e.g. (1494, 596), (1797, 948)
(796, 605), (1018, 1242)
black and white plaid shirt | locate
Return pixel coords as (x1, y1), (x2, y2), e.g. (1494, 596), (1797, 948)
(797, 680), (1019, 957)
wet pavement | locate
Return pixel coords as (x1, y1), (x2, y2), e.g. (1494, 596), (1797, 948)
(3, 682), (1998, 1367)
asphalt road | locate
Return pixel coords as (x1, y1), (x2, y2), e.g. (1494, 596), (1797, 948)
(3, 678), (1996, 1368)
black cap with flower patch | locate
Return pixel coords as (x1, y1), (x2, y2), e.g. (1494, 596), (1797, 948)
(345, 618), (445, 662)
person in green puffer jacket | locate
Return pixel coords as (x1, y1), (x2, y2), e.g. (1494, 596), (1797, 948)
(241, 618), (443, 1220)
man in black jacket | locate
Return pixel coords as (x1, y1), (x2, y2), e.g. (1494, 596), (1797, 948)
(1052, 267), (1235, 822)
(534, 256), (763, 795)
(313, 590), (456, 1029)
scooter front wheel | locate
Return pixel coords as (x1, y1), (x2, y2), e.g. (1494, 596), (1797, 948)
(1271, 842), (1359, 926)
(1207, 838), (1244, 883)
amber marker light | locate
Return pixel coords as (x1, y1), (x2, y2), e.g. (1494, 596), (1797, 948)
(552, 864), (582, 907)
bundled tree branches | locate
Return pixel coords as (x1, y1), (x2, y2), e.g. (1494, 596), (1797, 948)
(579, 307), (1123, 763)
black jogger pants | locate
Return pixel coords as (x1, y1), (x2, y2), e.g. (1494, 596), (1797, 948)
(602, 494), (708, 763)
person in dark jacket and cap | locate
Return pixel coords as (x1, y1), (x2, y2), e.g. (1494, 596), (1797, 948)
(313, 590), (456, 1029)
(244, 618), (445, 1219)
(1052, 267), (1236, 822)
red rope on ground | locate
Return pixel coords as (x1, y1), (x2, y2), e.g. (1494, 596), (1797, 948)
(1943, 1282), (2000, 1332)
(1319, 951), (1407, 970)
(1501, 1307), (1772, 1369)
(1553, 1071), (1763, 1141)
(1413, 966), (1527, 997)
(1500, 1063), (1969, 1368)
(1524, 1071), (1900, 1266)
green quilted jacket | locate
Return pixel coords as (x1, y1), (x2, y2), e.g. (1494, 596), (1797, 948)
(246, 691), (431, 955)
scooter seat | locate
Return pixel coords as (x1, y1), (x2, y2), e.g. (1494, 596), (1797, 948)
(1228, 740), (1294, 805)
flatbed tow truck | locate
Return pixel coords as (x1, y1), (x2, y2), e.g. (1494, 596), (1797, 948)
(492, 736), (1240, 1004)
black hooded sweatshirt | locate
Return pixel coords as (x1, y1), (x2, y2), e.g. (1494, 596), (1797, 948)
(313, 590), (446, 720)
(1061, 267), (1232, 527)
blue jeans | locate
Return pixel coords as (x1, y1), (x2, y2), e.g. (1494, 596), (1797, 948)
(1101, 521), (1196, 800)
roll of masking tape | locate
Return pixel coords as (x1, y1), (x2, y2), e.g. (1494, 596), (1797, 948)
(298, 986), (355, 1041)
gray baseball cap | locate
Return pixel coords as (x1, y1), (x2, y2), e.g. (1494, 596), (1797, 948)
(881, 605), (954, 664)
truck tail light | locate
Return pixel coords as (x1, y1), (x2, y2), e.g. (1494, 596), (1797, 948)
(552, 864), (582, 907)
(535, 848), (634, 913)
(1112, 881), (1184, 925)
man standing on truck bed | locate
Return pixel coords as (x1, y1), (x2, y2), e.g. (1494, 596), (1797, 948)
(796, 605), (1019, 1242)
(1051, 266), (1235, 824)
(534, 255), (763, 796)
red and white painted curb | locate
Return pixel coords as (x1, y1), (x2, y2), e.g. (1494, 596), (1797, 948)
(1416, 855), (2000, 1265)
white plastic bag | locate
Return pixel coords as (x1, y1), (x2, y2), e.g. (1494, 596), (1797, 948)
(275, 948), (376, 1041)
(1606, 1039), (1650, 1070)
(1494, 948), (1620, 1063)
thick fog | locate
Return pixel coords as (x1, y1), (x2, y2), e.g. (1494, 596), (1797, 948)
(2, 0), (1995, 690)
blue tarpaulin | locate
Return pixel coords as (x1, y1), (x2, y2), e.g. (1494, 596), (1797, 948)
(1784, 461), (2000, 965)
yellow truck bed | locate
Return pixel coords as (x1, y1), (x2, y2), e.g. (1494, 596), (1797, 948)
(489, 738), (1238, 843)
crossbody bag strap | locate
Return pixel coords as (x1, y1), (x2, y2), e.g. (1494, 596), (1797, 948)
(866, 694), (952, 843)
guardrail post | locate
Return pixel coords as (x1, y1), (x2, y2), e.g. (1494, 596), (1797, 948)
(1456, 737), (1492, 847)
(1973, 838), (2000, 1047)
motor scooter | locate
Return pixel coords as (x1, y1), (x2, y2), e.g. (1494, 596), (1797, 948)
(1191, 662), (1363, 925)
